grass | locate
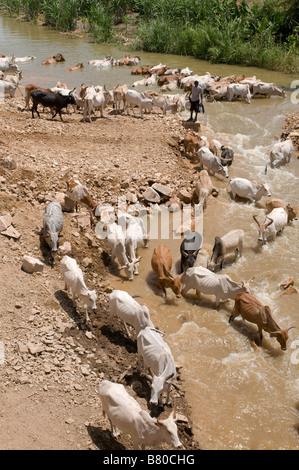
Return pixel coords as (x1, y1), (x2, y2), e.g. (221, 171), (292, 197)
(0, 0), (298, 72)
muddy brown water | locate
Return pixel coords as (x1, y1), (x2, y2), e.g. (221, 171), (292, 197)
(1, 15), (299, 450)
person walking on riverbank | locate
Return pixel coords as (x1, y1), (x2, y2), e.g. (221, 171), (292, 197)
(188, 80), (204, 122)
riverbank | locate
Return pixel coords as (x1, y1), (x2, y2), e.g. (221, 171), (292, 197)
(0, 97), (204, 450)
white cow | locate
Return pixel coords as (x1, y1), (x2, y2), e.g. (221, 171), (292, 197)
(207, 229), (244, 272)
(229, 177), (271, 203)
(265, 138), (293, 172)
(137, 327), (176, 407)
(0, 80), (19, 98)
(181, 266), (251, 307)
(11, 55), (36, 63)
(0, 61), (19, 73)
(99, 380), (182, 449)
(109, 290), (154, 336)
(124, 217), (149, 275)
(227, 83), (251, 103)
(107, 222), (139, 280)
(197, 147), (229, 178)
(124, 89), (153, 118)
(252, 82), (286, 98)
(83, 85), (114, 121)
(61, 255), (97, 323)
(253, 207), (288, 245)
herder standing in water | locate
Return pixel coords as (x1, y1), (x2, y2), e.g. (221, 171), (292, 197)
(188, 80), (204, 122)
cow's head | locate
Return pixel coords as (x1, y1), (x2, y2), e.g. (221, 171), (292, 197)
(286, 204), (298, 221)
(154, 411), (183, 448)
(85, 290), (97, 311)
(149, 372), (174, 406)
(270, 326), (295, 350)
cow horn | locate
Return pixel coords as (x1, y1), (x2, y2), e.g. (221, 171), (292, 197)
(287, 326), (296, 332)
(165, 372), (174, 382)
(181, 250), (188, 257)
(265, 217), (274, 228)
(104, 84), (107, 91)
(70, 87), (76, 93)
(134, 256), (141, 265)
(253, 215), (260, 226)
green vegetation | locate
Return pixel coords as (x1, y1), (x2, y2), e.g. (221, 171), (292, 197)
(0, 0), (298, 72)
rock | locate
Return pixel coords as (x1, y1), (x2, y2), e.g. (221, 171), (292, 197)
(27, 342), (44, 356)
(182, 121), (201, 132)
(142, 187), (161, 204)
(82, 257), (92, 268)
(0, 157), (17, 170)
(77, 215), (91, 230)
(1, 225), (21, 240)
(57, 241), (72, 256)
(22, 255), (44, 274)
(177, 188), (192, 204)
(152, 183), (173, 199)
(0, 213), (12, 232)
(166, 197), (181, 212)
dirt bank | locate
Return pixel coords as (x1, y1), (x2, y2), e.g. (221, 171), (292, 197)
(0, 97), (203, 450)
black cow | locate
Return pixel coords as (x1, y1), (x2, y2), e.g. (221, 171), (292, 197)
(220, 145), (234, 167)
(30, 89), (76, 121)
(180, 231), (202, 273)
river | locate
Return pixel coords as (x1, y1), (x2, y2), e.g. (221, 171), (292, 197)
(1, 14), (298, 450)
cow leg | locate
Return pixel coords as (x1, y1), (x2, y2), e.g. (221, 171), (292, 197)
(58, 109), (64, 122)
(123, 321), (131, 337)
(85, 308), (91, 323)
(165, 382), (172, 406)
(196, 289), (201, 299)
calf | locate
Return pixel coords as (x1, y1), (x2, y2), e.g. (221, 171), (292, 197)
(137, 327), (176, 407)
(253, 207), (288, 245)
(42, 201), (63, 266)
(109, 290), (154, 337)
(151, 245), (182, 298)
(229, 292), (294, 350)
(31, 89), (76, 121)
(61, 255), (97, 323)
(99, 380), (182, 449)
(180, 231), (202, 273)
(207, 229), (244, 272)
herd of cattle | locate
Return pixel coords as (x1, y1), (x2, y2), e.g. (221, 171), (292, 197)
(0, 51), (287, 123)
(1, 51), (297, 449)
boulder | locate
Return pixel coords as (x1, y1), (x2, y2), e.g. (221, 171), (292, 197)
(0, 213), (12, 232)
(142, 187), (161, 204)
(152, 183), (173, 199)
(22, 255), (44, 274)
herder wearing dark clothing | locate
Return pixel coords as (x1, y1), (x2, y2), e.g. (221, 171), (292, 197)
(188, 80), (203, 122)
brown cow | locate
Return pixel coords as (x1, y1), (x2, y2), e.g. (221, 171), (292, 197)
(66, 63), (84, 71)
(66, 178), (97, 223)
(265, 198), (298, 223)
(193, 170), (218, 207)
(151, 245), (182, 298)
(42, 53), (66, 65)
(25, 84), (54, 108)
(183, 132), (201, 160)
(229, 292), (295, 350)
